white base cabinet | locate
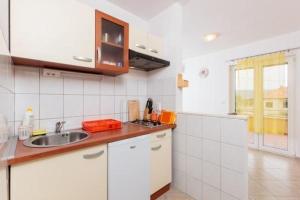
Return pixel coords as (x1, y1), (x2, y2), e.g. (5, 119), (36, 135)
(150, 129), (172, 194)
(10, 144), (107, 200)
(108, 135), (150, 200)
(10, 0), (95, 68)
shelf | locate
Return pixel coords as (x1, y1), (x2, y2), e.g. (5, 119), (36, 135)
(102, 41), (123, 49)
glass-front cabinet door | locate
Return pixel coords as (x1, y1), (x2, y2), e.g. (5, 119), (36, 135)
(95, 10), (129, 75)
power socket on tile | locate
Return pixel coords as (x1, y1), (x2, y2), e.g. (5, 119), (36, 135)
(42, 69), (61, 78)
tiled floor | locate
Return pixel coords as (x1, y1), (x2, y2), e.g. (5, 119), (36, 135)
(248, 149), (300, 200)
(157, 188), (193, 200)
(160, 149), (300, 200)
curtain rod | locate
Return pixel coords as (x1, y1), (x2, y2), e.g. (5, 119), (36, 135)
(227, 46), (300, 63)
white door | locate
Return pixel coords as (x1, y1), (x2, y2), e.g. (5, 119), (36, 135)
(108, 135), (150, 200)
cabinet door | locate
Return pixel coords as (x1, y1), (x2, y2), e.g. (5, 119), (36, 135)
(129, 27), (148, 54)
(108, 135), (150, 200)
(147, 34), (164, 59)
(10, 0), (95, 68)
(150, 137), (172, 194)
(11, 145), (107, 200)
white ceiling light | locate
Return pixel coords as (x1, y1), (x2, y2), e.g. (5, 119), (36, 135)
(203, 33), (220, 42)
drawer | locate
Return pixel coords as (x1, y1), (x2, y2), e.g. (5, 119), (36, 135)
(151, 129), (171, 142)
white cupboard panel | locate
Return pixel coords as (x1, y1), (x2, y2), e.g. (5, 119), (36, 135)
(151, 137), (172, 194)
(10, 0), (95, 68)
(11, 144), (107, 200)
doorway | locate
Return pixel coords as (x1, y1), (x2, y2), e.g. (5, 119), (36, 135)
(233, 54), (295, 156)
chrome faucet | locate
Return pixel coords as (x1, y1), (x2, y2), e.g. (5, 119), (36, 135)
(55, 121), (66, 134)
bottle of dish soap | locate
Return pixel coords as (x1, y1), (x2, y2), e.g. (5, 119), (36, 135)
(23, 107), (34, 127)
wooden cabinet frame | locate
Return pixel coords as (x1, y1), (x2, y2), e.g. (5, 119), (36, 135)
(95, 10), (129, 75)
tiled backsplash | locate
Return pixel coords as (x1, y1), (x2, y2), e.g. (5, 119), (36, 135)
(0, 29), (14, 139)
(12, 66), (176, 134)
(173, 113), (248, 200)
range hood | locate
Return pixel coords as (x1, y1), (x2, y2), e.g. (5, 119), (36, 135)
(129, 50), (170, 71)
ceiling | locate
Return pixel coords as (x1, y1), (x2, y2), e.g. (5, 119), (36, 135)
(107, 0), (181, 20)
(183, 0), (300, 58)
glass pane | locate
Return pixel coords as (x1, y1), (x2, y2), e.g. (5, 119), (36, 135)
(102, 19), (124, 46)
(263, 64), (288, 150)
(235, 68), (255, 144)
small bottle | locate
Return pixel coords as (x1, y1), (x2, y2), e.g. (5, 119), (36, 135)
(22, 106), (34, 135)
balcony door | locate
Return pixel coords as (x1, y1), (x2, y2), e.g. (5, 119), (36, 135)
(234, 54), (295, 156)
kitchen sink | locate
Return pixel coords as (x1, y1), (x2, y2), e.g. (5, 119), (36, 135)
(23, 132), (89, 148)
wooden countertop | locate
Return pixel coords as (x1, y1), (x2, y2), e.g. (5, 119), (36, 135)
(8, 123), (175, 165)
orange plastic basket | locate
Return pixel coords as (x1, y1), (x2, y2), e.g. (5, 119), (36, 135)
(82, 119), (122, 133)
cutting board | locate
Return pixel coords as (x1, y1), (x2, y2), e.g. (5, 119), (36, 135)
(128, 100), (140, 122)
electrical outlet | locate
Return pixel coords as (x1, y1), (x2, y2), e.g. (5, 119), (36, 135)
(42, 69), (61, 78)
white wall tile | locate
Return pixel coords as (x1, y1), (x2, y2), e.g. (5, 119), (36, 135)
(186, 156), (202, 180)
(186, 176), (202, 200)
(40, 76), (63, 94)
(186, 114), (202, 138)
(40, 95), (63, 119)
(173, 132), (186, 154)
(172, 169), (186, 193)
(84, 115), (101, 121)
(114, 96), (127, 114)
(203, 162), (221, 189)
(63, 116), (83, 130)
(100, 96), (115, 115)
(0, 93), (14, 121)
(221, 119), (247, 146)
(203, 117), (221, 141)
(15, 67), (39, 94)
(39, 118), (63, 132)
(15, 120), (39, 133)
(203, 184), (221, 200)
(100, 76), (114, 95)
(176, 114), (186, 134)
(138, 80), (147, 96)
(186, 136), (202, 159)
(221, 144), (247, 173)
(221, 168), (247, 199)
(84, 95), (100, 116)
(64, 77), (83, 95)
(221, 192), (239, 200)
(114, 77), (126, 95)
(84, 79), (100, 95)
(163, 78), (176, 95)
(126, 79), (138, 96)
(173, 152), (186, 172)
(162, 95), (176, 110)
(64, 95), (83, 117)
(203, 139), (221, 165)
(15, 94), (39, 121)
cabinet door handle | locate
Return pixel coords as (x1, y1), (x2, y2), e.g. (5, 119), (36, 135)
(135, 44), (146, 50)
(156, 133), (166, 138)
(73, 56), (93, 63)
(130, 145), (136, 149)
(151, 145), (162, 151)
(97, 47), (101, 64)
(149, 49), (158, 54)
(83, 150), (104, 159)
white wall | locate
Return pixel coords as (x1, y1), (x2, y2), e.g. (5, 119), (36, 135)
(182, 30), (300, 157)
(148, 3), (184, 112)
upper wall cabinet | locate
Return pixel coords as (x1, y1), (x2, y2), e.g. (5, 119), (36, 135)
(95, 11), (129, 75)
(10, 0), (95, 69)
(129, 27), (164, 59)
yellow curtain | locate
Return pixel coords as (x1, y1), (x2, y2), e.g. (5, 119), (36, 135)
(235, 52), (286, 134)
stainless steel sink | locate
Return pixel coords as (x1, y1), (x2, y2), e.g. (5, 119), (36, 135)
(23, 132), (89, 148)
